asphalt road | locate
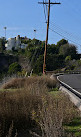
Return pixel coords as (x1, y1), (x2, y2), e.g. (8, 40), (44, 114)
(58, 74), (81, 93)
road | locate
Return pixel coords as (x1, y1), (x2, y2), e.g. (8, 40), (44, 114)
(58, 74), (81, 93)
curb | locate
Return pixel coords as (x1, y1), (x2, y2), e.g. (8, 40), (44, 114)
(57, 76), (81, 99)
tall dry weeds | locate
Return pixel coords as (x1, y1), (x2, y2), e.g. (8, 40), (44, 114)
(2, 75), (58, 90)
(0, 76), (79, 137)
(32, 92), (79, 137)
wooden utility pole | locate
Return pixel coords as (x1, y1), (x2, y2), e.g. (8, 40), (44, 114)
(38, 1), (61, 74)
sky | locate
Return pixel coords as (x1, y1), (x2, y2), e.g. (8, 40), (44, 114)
(0, 0), (81, 52)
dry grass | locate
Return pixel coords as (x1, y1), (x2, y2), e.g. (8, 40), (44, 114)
(32, 92), (79, 137)
(0, 76), (80, 137)
(2, 75), (58, 90)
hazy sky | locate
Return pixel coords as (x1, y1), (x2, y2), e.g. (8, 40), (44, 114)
(0, 0), (81, 52)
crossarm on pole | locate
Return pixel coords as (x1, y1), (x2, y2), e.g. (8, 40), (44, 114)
(38, 2), (61, 4)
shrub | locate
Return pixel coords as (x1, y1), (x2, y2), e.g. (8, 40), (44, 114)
(32, 92), (79, 137)
(2, 75), (58, 90)
(0, 76), (80, 137)
(8, 62), (21, 75)
(65, 55), (71, 62)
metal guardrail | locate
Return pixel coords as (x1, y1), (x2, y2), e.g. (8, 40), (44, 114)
(57, 76), (81, 99)
(46, 71), (81, 75)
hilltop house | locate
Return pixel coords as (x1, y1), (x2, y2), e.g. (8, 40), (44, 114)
(5, 35), (28, 50)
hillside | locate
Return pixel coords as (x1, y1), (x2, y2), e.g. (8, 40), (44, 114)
(0, 38), (80, 77)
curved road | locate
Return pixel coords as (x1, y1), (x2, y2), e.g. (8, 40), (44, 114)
(58, 74), (81, 93)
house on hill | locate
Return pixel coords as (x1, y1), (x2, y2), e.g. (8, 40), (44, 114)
(5, 35), (28, 50)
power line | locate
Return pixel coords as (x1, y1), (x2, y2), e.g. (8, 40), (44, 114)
(45, 0), (48, 15)
(43, 0), (47, 21)
(50, 22), (81, 41)
(49, 27), (81, 47)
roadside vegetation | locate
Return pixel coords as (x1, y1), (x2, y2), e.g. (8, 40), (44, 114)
(0, 38), (80, 78)
(0, 37), (81, 137)
(0, 76), (80, 137)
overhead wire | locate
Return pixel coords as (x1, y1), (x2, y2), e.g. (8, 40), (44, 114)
(49, 27), (81, 47)
(43, 0), (47, 22)
(39, 0), (81, 48)
(45, 0), (48, 21)
(50, 22), (81, 41)
(49, 24), (81, 46)
(48, 0), (81, 47)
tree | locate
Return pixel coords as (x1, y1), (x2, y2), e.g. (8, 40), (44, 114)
(59, 43), (77, 59)
(33, 55), (43, 74)
(31, 39), (42, 46)
(57, 39), (68, 47)
(8, 62), (21, 74)
(47, 44), (59, 54)
(21, 37), (31, 44)
(0, 37), (6, 52)
(46, 54), (64, 71)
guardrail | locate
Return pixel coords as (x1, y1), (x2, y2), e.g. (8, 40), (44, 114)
(46, 71), (81, 75)
(57, 76), (81, 99)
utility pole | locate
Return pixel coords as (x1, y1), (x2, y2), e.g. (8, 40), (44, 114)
(38, 1), (61, 74)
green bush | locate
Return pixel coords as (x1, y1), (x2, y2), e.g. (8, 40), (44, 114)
(8, 62), (21, 75)
(65, 55), (71, 62)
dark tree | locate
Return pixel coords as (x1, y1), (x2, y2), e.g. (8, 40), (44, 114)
(59, 43), (77, 59)
(57, 39), (68, 47)
(0, 37), (6, 52)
